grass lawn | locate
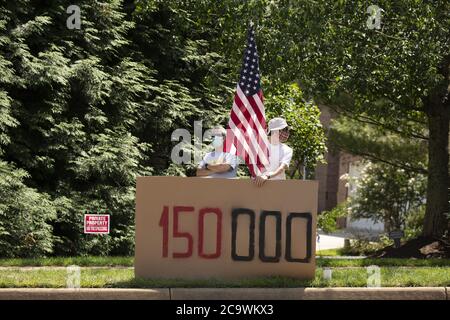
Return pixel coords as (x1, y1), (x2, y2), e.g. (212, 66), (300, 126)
(1, 256), (448, 268)
(0, 256), (133, 267)
(0, 256), (448, 288)
(316, 249), (345, 256)
(0, 267), (448, 288)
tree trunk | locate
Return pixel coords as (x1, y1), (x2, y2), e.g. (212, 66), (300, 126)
(423, 100), (449, 238)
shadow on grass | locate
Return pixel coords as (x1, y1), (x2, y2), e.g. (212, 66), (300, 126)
(109, 276), (317, 289)
(316, 258), (450, 267)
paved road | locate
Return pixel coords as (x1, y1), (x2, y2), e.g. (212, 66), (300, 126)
(316, 231), (346, 251)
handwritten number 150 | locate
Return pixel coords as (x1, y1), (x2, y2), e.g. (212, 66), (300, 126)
(159, 206), (222, 259)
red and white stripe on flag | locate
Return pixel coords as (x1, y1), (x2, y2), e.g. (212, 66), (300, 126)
(224, 86), (270, 177)
(223, 24), (270, 177)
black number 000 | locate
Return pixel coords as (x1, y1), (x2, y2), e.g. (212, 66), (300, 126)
(231, 208), (312, 263)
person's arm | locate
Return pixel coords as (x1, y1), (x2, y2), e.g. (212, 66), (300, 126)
(196, 167), (214, 176)
(206, 153), (236, 173)
(207, 163), (232, 173)
(254, 164), (287, 187)
(267, 164), (287, 179)
(255, 146), (293, 187)
(196, 156), (213, 177)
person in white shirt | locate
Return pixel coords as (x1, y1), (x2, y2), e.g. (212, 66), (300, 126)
(255, 117), (293, 186)
(196, 126), (238, 178)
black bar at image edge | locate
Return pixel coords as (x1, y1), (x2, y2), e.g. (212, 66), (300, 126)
(0, 300), (444, 318)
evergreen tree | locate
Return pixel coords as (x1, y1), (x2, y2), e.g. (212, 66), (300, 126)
(0, 4), (56, 257)
(1, 0), (153, 255)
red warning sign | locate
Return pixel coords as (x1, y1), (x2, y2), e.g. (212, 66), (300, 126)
(84, 214), (110, 234)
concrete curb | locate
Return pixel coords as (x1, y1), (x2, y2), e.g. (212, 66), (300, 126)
(0, 287), (447, 300)
(171, 287), (447, 300)
(303, 287), (448, 300)
(0, 288), (170, 300)
(171, 288), (306, 300)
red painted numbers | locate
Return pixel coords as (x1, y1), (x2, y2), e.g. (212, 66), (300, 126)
(159, 206), (223, 259)
(158, 206), (169, 257)
(198, 208), (222, 259)
(172, 206), (194, 258)
(159, 205), (312, 263)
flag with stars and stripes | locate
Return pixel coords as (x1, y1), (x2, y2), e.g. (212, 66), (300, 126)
(223, 24), (270, 177)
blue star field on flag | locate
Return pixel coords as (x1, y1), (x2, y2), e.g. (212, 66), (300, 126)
(238, 25), (261, 97)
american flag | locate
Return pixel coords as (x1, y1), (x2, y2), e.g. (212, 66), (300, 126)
(223, 24), (270, 177)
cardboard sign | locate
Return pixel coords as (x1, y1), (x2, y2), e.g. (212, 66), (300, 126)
(84, 214), (110, 234)
(135, 176), (318, 279)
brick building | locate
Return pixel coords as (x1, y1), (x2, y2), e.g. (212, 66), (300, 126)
(314, 105), (358, 213)
(314, 105), (384, 233)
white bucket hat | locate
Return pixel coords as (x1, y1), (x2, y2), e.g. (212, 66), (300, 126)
(267, 117), (288, 134)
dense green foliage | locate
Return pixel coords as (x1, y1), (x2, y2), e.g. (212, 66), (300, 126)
(329, 115), (428, 175)
(348, 162), (427, 232)
(265, 83), (326, 178)
(1, 0), (447, 257)
(0, 1), (326, 257)
(0, 162), (56, 257)
(0, 0), (155, 256)
(318, 201), (348, 234)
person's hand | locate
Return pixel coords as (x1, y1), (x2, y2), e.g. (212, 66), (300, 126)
(254, 174), (268, 187)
